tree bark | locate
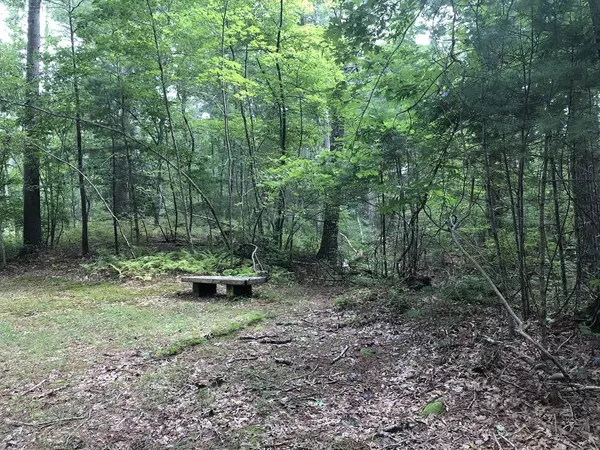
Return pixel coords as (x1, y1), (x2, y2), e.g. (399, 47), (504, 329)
(22, 0), (43, 253)
(317, 117), (343, 263)
(581, 0), (600, 329)
(67, 0), (89, 255)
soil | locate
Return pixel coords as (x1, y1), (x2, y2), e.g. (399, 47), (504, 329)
(1, 275), (600, 449)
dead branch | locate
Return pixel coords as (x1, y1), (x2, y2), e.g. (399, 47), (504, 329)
(20, 379), (47, 396)
(6, 415), (84, 428)
(289, 365), (320, 382)
(562, 383), (600, 391)
(449, 217), (571, 381)
(275, 358), (293, 365)
(331, 345), (350, 365)
(33, 385), (68, 399)
(259, 338), (293, 345)
(227, 356), (259, 364)
(238, 334), (279, 341)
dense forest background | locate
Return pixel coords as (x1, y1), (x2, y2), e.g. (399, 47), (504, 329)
(2, 0), (600, 336)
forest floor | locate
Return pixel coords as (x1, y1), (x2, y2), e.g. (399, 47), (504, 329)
(1, 258), (600, 449)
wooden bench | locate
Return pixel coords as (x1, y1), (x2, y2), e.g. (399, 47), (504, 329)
(181, 275), (267, 298)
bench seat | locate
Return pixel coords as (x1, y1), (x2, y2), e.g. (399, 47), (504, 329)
(181, 275), (266, 298)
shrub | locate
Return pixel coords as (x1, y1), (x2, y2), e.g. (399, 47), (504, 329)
(82, 249), (254, 280)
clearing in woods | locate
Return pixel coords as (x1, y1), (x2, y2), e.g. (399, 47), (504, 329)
(0, 266), (599, 449)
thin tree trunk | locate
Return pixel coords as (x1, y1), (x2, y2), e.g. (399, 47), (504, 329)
(22, 0), (43, 253)
(317, 116), (343, 263)
(273, 0), (287, 249)
(550, 156), (569, 302)
(219, 0), (235, 265)
(539, 136), (550, 346)
(111, 136), (120, 255)
(67, 0), (89, 255)
(146, 0), (192, 248)
(0, 223), (6, 269)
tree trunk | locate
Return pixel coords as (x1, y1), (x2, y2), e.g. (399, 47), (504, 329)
(111, 136), (120, 255)
(68, 1), (89, 255)
(582, 0), (600, 330)
(22, 0), (43, 253)
(317, 117), (343, 263)
(0, 223), (6, 269)
(147, 0), (192, 248)
(273, 0), (287, 249)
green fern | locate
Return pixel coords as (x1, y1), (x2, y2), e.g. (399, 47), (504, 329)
(83, 250), (255, 280)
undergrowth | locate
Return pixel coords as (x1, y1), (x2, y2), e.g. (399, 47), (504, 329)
(333, 286), (411, 322)
(441, 275), (495, 304)
(82, 250), (255, 280)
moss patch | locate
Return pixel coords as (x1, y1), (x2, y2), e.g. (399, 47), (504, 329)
(153, 311), (264, 358)
(421, 399), (446, 417)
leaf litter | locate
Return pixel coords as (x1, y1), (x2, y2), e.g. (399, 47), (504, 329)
(1, 283), (599, 449)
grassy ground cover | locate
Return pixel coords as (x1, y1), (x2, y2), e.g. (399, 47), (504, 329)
(0, 275), (268, 390)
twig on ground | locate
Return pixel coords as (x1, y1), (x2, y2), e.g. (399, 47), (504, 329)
(289, 365), (320, 382)
(331, 345), (350, 365)
(259, 338), (293, 345)
(497, 432), (517, 449)
(563, 383), (600, 391)
(33, 385), (68, 399)
(238, 334), (279, 341)
(467, 392), (476, 409)
(227, 355), (259, 364)
(6, 415), (84, 428)
(493, 433), (503, 450)
(20, 379), (47, 396)
(556, 332), (575, 352)
(275, 358), (293, 365)
(499, 377), (537, 394)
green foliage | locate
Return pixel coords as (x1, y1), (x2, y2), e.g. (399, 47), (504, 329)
(441, 275), (495, 305)
(359, 348), (376, 357)
(333, 286), (411, 320)
(421, 399), (445, 417)
(83, 250), (255, 280)
(403, 308), (427, 320)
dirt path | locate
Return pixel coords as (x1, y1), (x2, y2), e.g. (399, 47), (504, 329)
(2, 286), (599, 449)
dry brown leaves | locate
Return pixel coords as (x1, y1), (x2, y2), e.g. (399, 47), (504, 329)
(1, 287), (599, 449)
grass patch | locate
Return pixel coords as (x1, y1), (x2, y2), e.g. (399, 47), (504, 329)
(153, 311), (264, 358)
(359, 348), (377, 357)
(0, 275), (268, 386)
(403, 308), (428, 320)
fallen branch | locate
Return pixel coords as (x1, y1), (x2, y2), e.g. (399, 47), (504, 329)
(20, 379), (47, 396)
(556, 332), (575, 352)
(275, 358), (293, 365)
(331, 345), (350, 365)
(6, 415), (84, 428)
(562, 383), (600, 391)
(259, 338), (293, 345)
(33, 385), (68, 399)
(227, 356), (259, 364)
(449, 217), (571, 381)
(289, 365), (320, 382)
(238, 334), (279, 341)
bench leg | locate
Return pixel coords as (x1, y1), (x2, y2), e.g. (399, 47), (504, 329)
(193, 283), (217, 298)
(226, 284), (253, 298)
